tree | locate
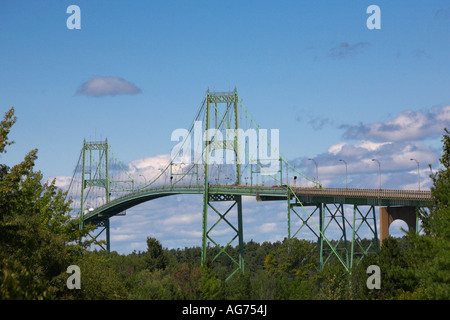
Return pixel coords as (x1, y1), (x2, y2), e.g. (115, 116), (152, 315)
(145, 237), (168, 272)
(57, 251), (127, 300)
(0, 107), (91, 299)
(263, 238), (316, 278)
(407, 128), (450, 299)
(350, 237), (416, 300)
(199, 264), (225, 300)
(422, 128), (450, 238)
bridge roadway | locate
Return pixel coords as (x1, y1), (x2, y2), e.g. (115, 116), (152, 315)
(83, 185), (432, 225)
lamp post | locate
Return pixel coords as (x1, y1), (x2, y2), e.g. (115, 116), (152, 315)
(372, 159), (381, 190)
(410, 158), (420, 191)
(339, 159), (348, 189)
(158, 168), (166, 186)
(308, 158), (318, 184)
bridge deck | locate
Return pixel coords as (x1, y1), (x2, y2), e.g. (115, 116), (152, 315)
(82, 185), (432, 225)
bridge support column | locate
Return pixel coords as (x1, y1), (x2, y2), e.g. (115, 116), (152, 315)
(201, 89), (244, 281)
(350, 205), (378, 269)
(86, 218), (110, 252)
(379, 206), (417, 246)
(79, 139), (111, 253)
(287, 199), (381, 271)
(287, 197), (322, 241)
(202, 193), (244, 281)
(287, 200), (349, 271)
(321, 203), (349, 270)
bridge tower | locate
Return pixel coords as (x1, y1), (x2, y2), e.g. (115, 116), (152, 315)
(79, 139), (111, 252)
(201, 89), (244, 280)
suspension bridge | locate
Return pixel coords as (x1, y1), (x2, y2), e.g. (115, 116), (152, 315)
(66, 89), (432, 279)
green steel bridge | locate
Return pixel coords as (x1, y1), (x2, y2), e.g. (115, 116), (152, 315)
(67, 89), (433, 279)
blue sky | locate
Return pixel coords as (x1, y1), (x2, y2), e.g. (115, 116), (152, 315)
(1, 1), (450, 253)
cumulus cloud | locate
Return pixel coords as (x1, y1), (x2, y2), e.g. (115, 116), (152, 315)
(127, 154), (172, 177)
(260, 222), (279, 233)
(341, 105), (450, 142)
(111, 234), (137, 242)
(329, 42), (370, 59)
(46, 175), (73, 190)
(77, 75), (142, 97)
(328, 140), (436, 173)
(162, 212), (201, 226)
(291, 126), (439, 190)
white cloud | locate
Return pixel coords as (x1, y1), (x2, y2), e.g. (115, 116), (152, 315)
(162, 212), (201, 226)
(127, 154), (172, 182)
(293, 105), (446, 189)
(111, 234), (136, 242)
(76, 75), (142, 97)
(129, 155), (171, 171)
(328, 142), (346, 155)
(46, 175), (73, 190)
(292, 139), (438, 189)
(342, 105), (450, 142)
(357, 140), (391, 151)
(260, 222), (278, 233)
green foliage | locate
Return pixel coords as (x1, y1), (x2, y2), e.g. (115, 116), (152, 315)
(404, 128), (450, 299)
(311, 264), (350, 300)
(73, 252), (128, 299)
(350, 237), (416, 300)
(0, 108), (16, 154)
(199, 265), (225, 300)
(51, 251), (128, 300)
(264, 238), (317, 277)
(0, 258), (48, 299)
(0, 107), (92, 299)
(145, 237), (169, 272)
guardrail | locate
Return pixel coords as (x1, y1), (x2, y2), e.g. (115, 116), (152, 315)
(290, 187), (432, 201)
(82, 184), (433, 222)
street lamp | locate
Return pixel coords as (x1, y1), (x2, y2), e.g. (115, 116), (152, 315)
(217, 164), (221, 185)
(339, 159), (348, 189)
(410, 158), (420, 191)
(308, 158), (318, 183)
(139, 174), (147, 185)
(372, 159), (381, 190)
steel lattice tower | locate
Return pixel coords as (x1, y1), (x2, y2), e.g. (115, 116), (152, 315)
(79, 139), (111, 252)
(201, 89), (245, 280)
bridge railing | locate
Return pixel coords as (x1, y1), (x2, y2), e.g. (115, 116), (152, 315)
(84, 184), (433, 221)
(289, 187), (432, 200)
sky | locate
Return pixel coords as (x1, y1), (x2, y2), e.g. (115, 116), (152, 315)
(1, 1), (450, 254)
